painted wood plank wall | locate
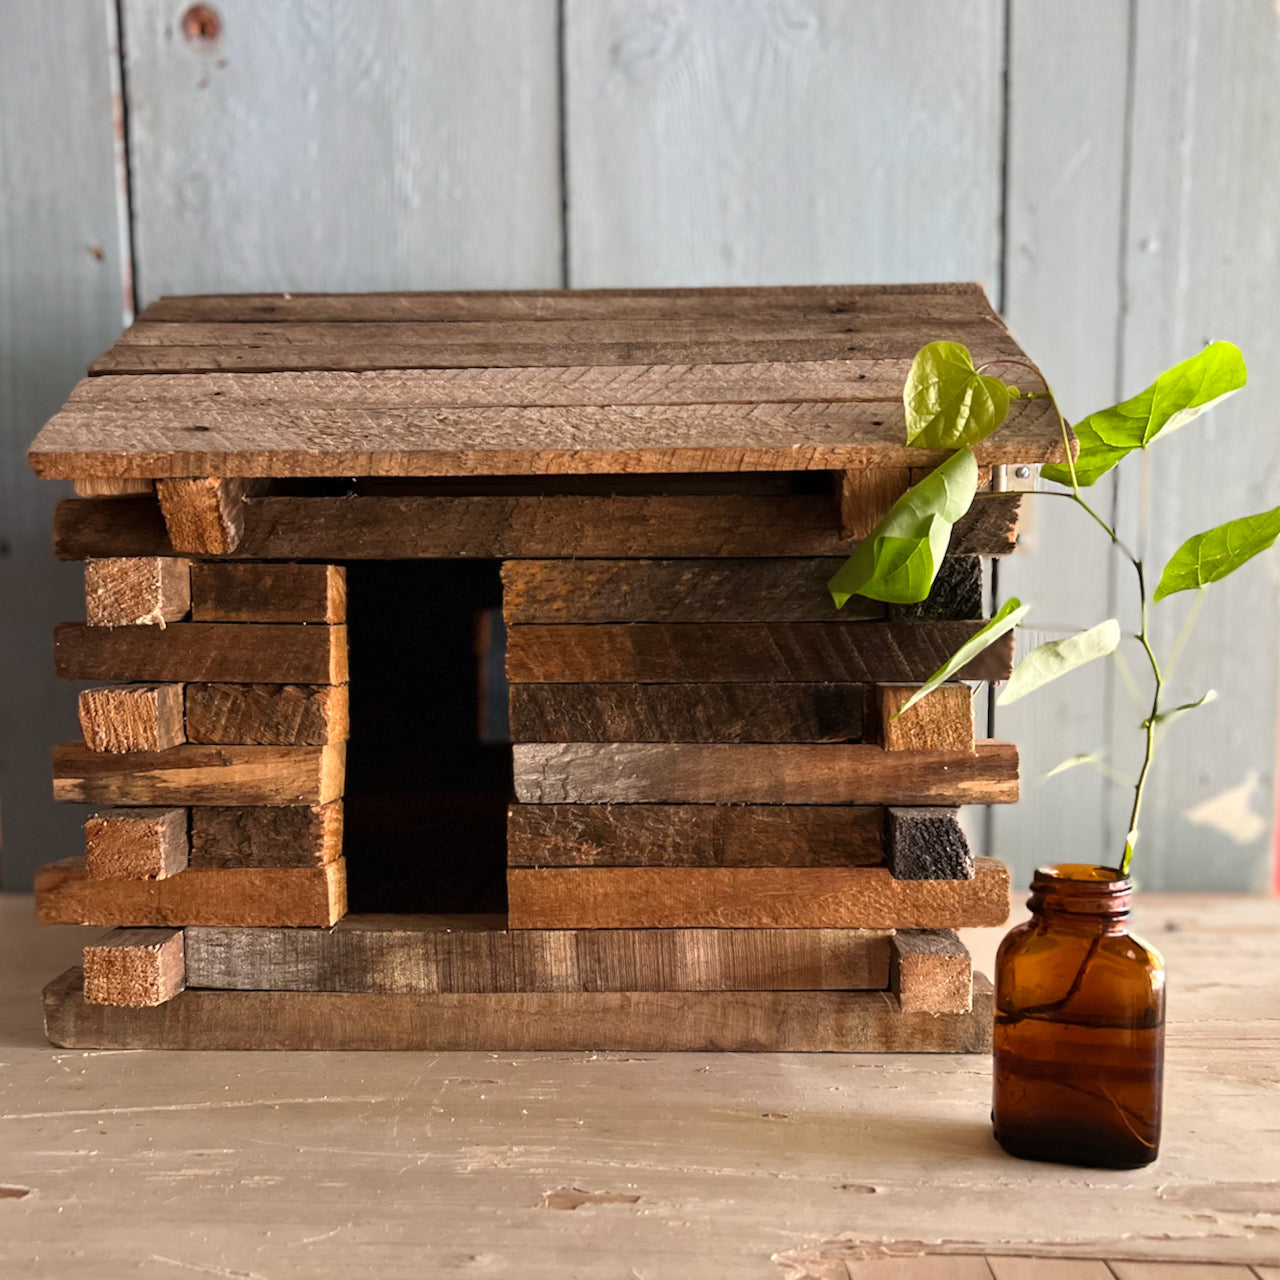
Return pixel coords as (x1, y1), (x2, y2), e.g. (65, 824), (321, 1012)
(1, 0), (1275, 891)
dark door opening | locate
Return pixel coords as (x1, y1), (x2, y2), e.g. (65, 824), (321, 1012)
(342, 560), (510, 914)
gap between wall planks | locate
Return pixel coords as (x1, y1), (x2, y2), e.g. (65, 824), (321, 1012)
(51, 492), (1025, 561)
(182, 917), (894, 994)
(43, 966), (996, 1053)
(506, 860), (1011, 930)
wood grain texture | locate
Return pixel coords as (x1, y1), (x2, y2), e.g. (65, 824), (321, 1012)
(83, 928), (185, 1007)
(185, 683), (349, 746)
(0, 0), (126, 892)
(119, 0), (562, 302)
(84, 556), (190, 626)
(508, 682), (865, 744)
(78, 683), (185, 753)
(74, 477), (154, 497)
(513, 741), (1019, 806)
(53, 492), (1023, 561)
(189, 803), (343, 869)
(501, 557), (886, 623)
(190, 562), (345, 623)
(84, 808), (188, 881)
(139, 282), (995, 322)
(565, 3), (1004, 287)
(877, 682), (975, 753)
(156, 477), (265, 554)
(886, 807), (975, 881)
(506, 859), (1011, 930)
(837, 468), (910, 540)
(506, 804), (885, 869)
(33, 374), (1063, 476)
(53, 742), (346, 807)
(43, 965), (994, 1052)
(890, 929), (973, 1014)
(184, 915), (893, 993)
(506, 622), (1013, 684)
(887, 554), (984, 622)
(36, 857), (346, 927)
(54, 622), (347, 684)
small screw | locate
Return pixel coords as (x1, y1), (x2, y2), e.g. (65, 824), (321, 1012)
(181, 4), (221, 42)
(1015, 466), (1032, 479)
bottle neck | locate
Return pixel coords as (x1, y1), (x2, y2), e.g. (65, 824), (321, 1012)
(1028, 864), (1132, 935)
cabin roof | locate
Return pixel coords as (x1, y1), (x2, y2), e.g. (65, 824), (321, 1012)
(29, 283), (1065, 479)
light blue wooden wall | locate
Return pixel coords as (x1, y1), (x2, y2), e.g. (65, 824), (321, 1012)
(3, 0), (1276, 892)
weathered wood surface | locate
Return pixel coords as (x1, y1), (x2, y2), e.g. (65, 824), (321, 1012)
(886, 807), (976, 881)
(185, 683), (349, 746)
(506, 803), (884, 869)
(43, 965), (993, 1052)
(84, 556), (189, 626)
(84, 807), (187, 881)
(184, 916), (893, 993)
(155, 477), (265, 554)
(513, 742), (1018, 806)
(508, 682), (865, 744)
(189, 802), (343, 869)
(74, 476), (154, 497)
(7, 892), (1279, 1268)
(78, 683), (185, 753)
(33, 376), (1063, 478)
(502, 558), (885, 623)
(190, 562), (346, 623)
(891, 930), (973, 1014)
(506, 859), (1010, 930)
(837, 468), (911, 540)
(506, 622), (1013, 685)
(54, 622), (348, 684)
(53, 492), (1023, 561)
(83, 928), (185, 1006)
(53, 742), (346, 807)
(877, 682), (975, 753)
(888, 554), (984, 622)
(36, 857), (346, 927)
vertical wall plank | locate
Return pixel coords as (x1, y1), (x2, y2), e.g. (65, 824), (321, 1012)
(0, 1), (125, 889)
(1118, 0), (1280, 890)
(993, 2), (1132, 888)
(121, 0), (562, 302)
(565, 0), (1004, 287)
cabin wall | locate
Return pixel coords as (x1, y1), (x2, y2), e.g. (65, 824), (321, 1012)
(4, 0), (1278, 891)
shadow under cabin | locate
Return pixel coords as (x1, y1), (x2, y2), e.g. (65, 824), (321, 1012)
(27, 282), (1062, 1051)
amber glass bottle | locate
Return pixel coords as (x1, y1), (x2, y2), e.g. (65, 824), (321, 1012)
(992, 864), (1165, 1168)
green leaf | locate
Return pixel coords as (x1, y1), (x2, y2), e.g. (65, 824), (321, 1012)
(996, 619), (1121, 706)
(903, 341), (1012, 449)
(1154, 506), (1280, 600)
(1146, 688), (1217, 730)
(891, 596), (1030, 719)
(1041, 342), (1246, 489)
(827, 448), (979, 607)
(1040, 416), (1131, 488)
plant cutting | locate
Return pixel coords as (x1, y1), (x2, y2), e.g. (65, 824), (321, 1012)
(828, 337), (1268, 1168)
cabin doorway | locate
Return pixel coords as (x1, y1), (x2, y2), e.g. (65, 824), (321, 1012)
(341, 560), (510, 914)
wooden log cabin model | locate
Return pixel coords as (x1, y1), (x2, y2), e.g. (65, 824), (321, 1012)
(28, 283), (1063, 1052)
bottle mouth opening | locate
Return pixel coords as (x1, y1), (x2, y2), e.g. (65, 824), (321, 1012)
(1029, 863), (1132, 915)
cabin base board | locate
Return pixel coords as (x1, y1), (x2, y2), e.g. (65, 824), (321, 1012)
(44, 966), (994, 1053)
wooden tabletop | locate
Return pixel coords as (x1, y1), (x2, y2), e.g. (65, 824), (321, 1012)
(27, 284), (1068, 479)
(2, 892), (1277, 1279)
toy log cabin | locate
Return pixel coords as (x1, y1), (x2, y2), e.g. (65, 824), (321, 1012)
(27, 283), (1062, 1051)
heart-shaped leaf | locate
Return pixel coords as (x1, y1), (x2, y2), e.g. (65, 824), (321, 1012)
(904, 341), (1012, 449)
(828, 448), (979, 607)
(1154, 505), (1280, 600)
(891, 596), (1030, 719)
(997, 619), (1121, 706)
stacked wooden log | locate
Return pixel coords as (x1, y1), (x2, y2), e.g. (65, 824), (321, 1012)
(27, 283), (1061, 1052)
